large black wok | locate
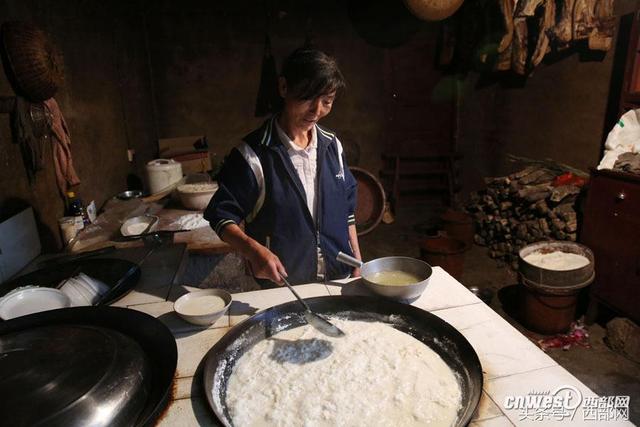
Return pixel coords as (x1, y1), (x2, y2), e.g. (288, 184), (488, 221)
(0, 306), (177, 426)
(202, 296), (483, 426)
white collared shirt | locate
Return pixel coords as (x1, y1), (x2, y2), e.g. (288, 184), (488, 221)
(274, 120), (325, 278)
(275, 121), (319, 223)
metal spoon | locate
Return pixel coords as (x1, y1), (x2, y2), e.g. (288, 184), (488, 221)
(279, 274), (344, 338)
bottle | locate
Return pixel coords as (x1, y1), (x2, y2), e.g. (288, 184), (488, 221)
(66, 191), (89, 229)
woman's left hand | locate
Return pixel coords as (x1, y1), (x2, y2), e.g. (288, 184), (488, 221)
(352, 267), (361, 278)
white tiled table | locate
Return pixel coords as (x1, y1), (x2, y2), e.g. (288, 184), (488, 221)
(123, 267), (634, 427)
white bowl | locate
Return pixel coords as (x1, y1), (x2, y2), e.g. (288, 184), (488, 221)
(177, 182), (218, 211)
(60, 279), (92, 306)
(76, 273), (109, 300)
(0, 287), (71, 320)
(120, 215), (158, 237)
(174, 289), (232, 326)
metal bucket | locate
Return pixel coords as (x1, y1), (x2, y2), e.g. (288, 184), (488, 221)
(518, 241), (595, 334)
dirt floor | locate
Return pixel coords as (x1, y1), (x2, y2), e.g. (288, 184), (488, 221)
(186, 199), (640, 423)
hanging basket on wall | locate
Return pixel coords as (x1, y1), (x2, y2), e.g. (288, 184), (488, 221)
(0, 21), (64, 102)
(403, 0), (464, 21)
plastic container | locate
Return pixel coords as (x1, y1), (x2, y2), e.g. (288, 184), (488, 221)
(146, 159), (183, 194)
(419, 236), (467, 280)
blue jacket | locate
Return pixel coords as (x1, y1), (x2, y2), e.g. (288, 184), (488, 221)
(204, 117), (357, 285)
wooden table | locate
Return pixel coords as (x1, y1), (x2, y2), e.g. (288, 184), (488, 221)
(121, 268), (633, 427)
(69, 198), (231, 255)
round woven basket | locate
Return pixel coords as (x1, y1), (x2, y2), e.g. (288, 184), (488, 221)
(403, 0), (464, 21)
(1, 21), (64, 102)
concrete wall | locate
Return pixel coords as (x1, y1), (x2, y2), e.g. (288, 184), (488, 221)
(0, 0), (397, 251)
(457, 0), (640, 194)
(143, 0), (389, 173)
(3, 0), (632, 251)
(0, 1), (152, 251)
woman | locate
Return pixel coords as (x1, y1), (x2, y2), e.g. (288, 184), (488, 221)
(205, 48), (361, 286)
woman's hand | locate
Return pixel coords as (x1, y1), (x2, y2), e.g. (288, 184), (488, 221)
(352, 267), (361, 278)
(218, 223), (287, 285)
(245, 241), (287, 284)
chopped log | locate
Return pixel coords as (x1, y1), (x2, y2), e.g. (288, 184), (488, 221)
(510, 165), (540, 180)
(518, 168), (552, 185)
(533, 199), (550, 215)
(485, 176), (511, 186)
(518, 184), (552, 202)
(550, 184), (581, 202)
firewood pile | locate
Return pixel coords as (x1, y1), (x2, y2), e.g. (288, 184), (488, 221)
(467, 166), (586, 269)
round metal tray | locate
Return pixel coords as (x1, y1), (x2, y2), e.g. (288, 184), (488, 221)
(202, 295), (482, 427)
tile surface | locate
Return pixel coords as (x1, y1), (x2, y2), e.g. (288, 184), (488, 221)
(157, 397), (219, 427)
(110, 287), (171, 307)
(470, 416), (515, 427)
(485, 365), (634, 426)
(174, 376), (202, 400)
(432, 303), (557, 380)
(325, 267), (482, 311)
(473, 391), (506, 422)
(149, 268), (623, 426)
(128, 300), (229, 333)
(175, 328), (230, 378)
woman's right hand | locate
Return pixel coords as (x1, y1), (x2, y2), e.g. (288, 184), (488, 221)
(216, 223), (287, 285)
(245, 241), (287, 284)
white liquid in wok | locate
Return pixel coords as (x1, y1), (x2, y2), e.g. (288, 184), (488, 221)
(180, 295), (226, 316)
(369, 270), (422, 286)
(225, 319), (462, 427)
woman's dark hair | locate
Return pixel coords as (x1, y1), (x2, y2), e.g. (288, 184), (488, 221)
(281, 48), (346, 100)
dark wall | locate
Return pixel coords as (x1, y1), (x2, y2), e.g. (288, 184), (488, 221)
(143, 0), (389, 172)
(0, 0), (403, 251)
(457, 0), (640, 193)
(0, 1), (154, 250)
(5, 0), (625, 251)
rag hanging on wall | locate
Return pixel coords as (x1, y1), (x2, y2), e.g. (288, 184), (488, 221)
(254, 1), (281, 117)
(8, 97), (51, 183)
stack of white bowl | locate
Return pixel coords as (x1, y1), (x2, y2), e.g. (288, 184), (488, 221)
(59, 273), (109, 306)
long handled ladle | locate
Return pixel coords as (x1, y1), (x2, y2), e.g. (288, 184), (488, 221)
(280, 274), (344, 338)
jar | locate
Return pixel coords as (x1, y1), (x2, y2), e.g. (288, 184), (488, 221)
(58, 216), (77, 245)
(145, 159), (183, 194)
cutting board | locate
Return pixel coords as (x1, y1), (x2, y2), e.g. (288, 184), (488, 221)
(0, 208), (41, 283)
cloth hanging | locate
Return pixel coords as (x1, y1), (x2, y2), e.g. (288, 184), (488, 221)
(10, 97), (44, 182)
(44, 98), (80, 195)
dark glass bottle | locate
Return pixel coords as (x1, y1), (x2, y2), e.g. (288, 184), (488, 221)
(66, 191), (89, 228)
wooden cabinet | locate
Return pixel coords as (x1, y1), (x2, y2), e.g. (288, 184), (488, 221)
(581, 169), (640, 323)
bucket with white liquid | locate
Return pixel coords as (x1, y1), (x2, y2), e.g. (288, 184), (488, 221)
(518, 241), (595, 334)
